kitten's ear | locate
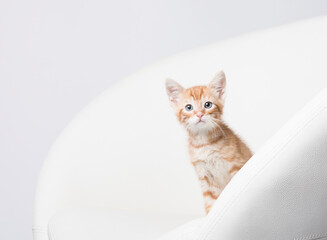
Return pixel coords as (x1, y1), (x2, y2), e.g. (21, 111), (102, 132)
(208, 71), (226, 103)
(165, 78), (184, 105)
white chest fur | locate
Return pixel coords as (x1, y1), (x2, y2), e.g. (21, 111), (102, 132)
(190, 144), (234, 188)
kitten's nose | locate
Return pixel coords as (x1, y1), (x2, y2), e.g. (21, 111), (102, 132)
(196, 112), (204, 119)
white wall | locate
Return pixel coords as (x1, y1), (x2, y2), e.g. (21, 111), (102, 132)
(0, 0), (327, 239)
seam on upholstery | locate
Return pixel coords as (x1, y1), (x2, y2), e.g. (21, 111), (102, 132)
(199, 92), (327, 240)
(294, 232), (327, 240)
(313, 237), (327, 240)
(48, 222), (54, 240)
(32, 226), (44, 230)
(32, 226), (47, 233)
(32, 226), (48, 240)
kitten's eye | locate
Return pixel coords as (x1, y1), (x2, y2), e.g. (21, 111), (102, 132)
(185, 104), (193, 111)
(204, 101), (213, 109)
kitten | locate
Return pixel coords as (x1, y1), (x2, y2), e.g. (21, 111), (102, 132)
(165, 71), (252, 214)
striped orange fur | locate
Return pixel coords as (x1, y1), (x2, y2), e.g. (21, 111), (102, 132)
(166, 71), (252, 214)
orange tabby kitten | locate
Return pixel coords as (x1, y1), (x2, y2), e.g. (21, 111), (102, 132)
(165, 71), (252, 214)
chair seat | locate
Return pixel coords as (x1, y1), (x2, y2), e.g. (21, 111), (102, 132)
(48, 208), (199, 240)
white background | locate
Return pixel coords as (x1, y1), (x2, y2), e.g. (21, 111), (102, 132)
(1, 0), (327, 239)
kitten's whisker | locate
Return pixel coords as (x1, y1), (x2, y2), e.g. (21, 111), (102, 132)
(212, 120), (226, 137)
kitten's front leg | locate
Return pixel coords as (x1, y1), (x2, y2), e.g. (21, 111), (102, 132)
(193, 160), (222, 214)
(204, 186), (221, 214)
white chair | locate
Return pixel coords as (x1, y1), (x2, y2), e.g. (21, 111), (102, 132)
(33, 15), (327, 240)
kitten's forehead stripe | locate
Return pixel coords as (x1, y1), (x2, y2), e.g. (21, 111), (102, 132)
(184, 86), (207, 100)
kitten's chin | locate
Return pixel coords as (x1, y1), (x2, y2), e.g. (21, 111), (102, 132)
(186, 123), (213, 134)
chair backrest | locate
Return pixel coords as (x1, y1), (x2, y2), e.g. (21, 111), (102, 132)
(33, 15), (327, 239)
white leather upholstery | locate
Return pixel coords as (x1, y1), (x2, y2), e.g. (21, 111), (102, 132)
(33, 15), (327, 240)
(48, 209), (195, 240)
